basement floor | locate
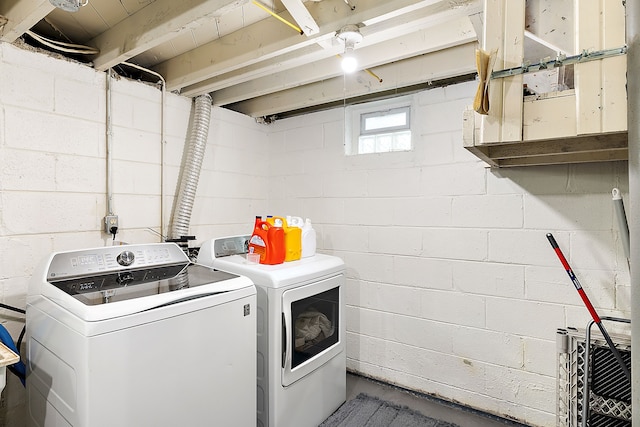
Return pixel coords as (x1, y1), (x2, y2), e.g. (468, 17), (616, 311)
(344, 372), (532, 427)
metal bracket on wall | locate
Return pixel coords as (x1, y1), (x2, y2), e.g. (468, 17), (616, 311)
(491, 46), (628, 80)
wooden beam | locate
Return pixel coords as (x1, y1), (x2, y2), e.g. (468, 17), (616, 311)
(154, 0), (478, 91)
(0, 0), (54, 43)
(463, 108), (499, 167)
(224, 42), (477, 118)
(496, 149), (627, 167)
(464, 131), (628, 167)
(485, 132), (627, 159)
(186, 16), (476, 100)
(89, 0), (250, 71)
(281, 0), (319, 35)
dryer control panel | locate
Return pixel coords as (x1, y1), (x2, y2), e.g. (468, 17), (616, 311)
(213, 235), (250, 258)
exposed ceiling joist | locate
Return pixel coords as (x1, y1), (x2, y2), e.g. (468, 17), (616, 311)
(180, 3), (479, 96)
(180, 42), (331, 97)
(155, 8), (320, 92)
(228, 42), (477, 117)
(0, 0), (54, 42)
(89, 0), (250, 71)
(153, 0), (465, 92)
(192, 15), (477, 100)
(6, 0), (483, 118)
(280, 0), (320, 35)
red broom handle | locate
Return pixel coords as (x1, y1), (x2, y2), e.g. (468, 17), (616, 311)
(546, 233), (631, 383)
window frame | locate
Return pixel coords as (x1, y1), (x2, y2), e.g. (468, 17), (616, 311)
(344, 94), (416, 155)
(359, 105), (411, 136)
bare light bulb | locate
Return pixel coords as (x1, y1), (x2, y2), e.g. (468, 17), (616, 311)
(341, 50), (358, 73)
(336, 25), (363, 74)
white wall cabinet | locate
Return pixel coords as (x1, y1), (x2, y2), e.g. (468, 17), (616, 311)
(464, 0), (627, 167)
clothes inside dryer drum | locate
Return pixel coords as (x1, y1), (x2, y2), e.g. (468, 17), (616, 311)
(295, 308), (333, 349)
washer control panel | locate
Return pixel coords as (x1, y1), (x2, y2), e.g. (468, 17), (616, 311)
(47, 243), (189, 280)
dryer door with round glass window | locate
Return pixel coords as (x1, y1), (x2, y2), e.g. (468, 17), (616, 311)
(281, 274), (343, 386)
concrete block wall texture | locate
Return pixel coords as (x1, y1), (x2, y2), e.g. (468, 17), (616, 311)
(266, 81), (631, 426)
(0, 41), (632, 427)
(0, 42), (268, 426)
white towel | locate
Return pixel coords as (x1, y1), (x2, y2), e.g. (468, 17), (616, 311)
(295, 308), (332, 346)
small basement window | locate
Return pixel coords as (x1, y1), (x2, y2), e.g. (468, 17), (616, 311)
(345, 96), (415, 155)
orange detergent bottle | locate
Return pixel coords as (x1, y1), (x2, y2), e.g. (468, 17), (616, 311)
(266, 216), (301, 261)
(249, 219), (285, 265)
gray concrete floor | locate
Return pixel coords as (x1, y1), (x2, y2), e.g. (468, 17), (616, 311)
(345, 372), (532, 427)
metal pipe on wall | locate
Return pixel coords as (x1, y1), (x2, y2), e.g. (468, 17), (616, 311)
(626, 1), (640, 419)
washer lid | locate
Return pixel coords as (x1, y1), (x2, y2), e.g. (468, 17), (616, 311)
(35, 243), (255, 321)
(50, 263), (239, 305)
(43, 263), (254, 321)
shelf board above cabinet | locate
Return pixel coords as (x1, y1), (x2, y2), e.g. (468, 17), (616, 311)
(463, 109), (627, 167)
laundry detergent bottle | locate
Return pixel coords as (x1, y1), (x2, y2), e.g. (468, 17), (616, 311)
(286, 216), (316, 258)
(300, 218), (316, 258)
(267, 216), (301, 261)
(249, 220), (285, 265)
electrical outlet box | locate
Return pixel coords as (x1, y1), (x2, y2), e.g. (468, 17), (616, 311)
(104, 215), (118, 234)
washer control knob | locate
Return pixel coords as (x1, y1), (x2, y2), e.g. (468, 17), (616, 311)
(116, 250), (135, 266)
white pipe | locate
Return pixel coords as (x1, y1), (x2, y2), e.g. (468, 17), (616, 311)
(106, 69), (114, 216)
(120, 62), (167, 241)
(612, 188), (630, 268)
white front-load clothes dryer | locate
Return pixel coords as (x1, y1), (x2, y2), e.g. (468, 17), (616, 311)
(198, 236), (346, 427)
(26, 242), (256, 427)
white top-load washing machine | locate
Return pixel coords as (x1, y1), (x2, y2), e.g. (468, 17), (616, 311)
(197, 236), (346, 427)
(26, 242), (256, 427)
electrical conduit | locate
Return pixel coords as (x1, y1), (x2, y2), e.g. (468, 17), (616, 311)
(106, 69), (114, 217)
(169, 94), (212, 241)
(119, 62), (167, 241)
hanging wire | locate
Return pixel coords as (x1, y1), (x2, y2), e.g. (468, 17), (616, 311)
(0, 303), (25, 315)
(25, 30), (99, 55)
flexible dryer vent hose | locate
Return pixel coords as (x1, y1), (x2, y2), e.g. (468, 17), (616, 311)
(170, 94), (212, 241)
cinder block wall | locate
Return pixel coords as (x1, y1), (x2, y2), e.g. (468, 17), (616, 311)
(0, 42), (268, 426)
(266, 82), (630, 426)
(0, 41), (631, 427)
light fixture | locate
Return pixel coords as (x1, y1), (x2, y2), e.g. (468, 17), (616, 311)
(49, 0), (88, 12)
(336, 24), (363, 73)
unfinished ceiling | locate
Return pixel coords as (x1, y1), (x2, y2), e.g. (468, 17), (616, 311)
(0, 0), (482, 119)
